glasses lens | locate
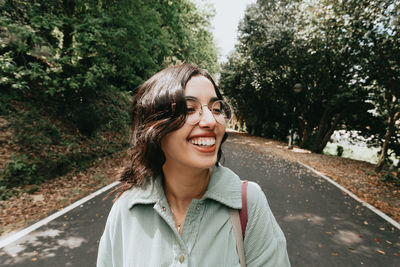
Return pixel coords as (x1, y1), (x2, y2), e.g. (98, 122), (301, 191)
(211, 100), (232, 124)
(185, 99), (201, 125)
(185, 99), (232, 125)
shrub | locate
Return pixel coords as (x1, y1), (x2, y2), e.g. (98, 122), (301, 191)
(1, 154), (36, 188)
(11, 109), (61, 147)
(336, 146), (344, 157)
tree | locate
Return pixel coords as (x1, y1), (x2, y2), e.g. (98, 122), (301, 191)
(0, 0), (219, 134)
(221, 0), (374, 153)
(347, 0), (400, 171)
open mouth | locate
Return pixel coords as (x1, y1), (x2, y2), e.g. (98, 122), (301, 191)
(188, 137), (216, 147)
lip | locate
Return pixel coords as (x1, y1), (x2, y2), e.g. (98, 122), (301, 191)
(187, 132), (217, 153)
(189, 143), (216, 153)
(188, 132), (217, 140)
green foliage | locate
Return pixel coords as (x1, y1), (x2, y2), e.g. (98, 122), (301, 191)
(0, 186), (18, 201)
(10, 108), (61, 147)
(71, 104), (102, 137)
(2, 154), (36, 188)
(220, 0), (399, 167)
(381, 168), (400, 186)
(361, 168), (377, 177)
(0, 0), (218, 193)
(0, 0), (218, 132)
(336, 146), (344, 157)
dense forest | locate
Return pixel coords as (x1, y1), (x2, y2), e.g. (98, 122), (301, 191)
(1, 0), (399, 199)
(220, 0), (399, 179)
(0, 0), (218, 199)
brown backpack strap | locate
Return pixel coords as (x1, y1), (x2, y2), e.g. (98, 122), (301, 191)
(239, 180), (248, 239)
(230, 209), (245, 267)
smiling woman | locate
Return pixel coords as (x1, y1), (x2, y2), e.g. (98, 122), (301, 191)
(97, 63), (290, 267)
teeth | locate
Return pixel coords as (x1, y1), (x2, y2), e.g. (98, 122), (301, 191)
(189, 137), (216, 146)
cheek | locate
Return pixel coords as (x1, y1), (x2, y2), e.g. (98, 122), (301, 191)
(216, 125), (226, 142)
(161, 128), (189, 152)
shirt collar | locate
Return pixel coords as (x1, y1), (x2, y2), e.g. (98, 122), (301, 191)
(126, 164), (242, 210)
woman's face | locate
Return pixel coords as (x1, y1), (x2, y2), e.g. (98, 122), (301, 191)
(161, 75), (226, 171)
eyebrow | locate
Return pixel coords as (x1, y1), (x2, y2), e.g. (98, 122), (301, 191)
(185, 96), (220, 102)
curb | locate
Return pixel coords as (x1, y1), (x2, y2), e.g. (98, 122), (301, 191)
(298, 162), (400, 231)
(0, 181), (120, 249)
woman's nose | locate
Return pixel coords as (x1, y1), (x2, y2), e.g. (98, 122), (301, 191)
(198, 106), (216, 128)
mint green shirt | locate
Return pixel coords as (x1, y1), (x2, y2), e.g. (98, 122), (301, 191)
(97, 165), (290, 266)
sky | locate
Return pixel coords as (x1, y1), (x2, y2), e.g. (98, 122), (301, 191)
(209, 0), (256, 62)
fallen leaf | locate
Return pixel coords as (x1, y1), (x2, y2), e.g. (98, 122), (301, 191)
(374, 238), (381, 243)
(377, 249), (385, 255)
(348, 246), (355, 250)
(364, 221), (368, 225)
(31, 258), (38, 262)
(326, 232), (332, 235)
(331, 253), (339, 256)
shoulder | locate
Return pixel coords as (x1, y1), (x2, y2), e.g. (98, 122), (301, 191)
(243, 181), (283, 237)
(113, 176), (162, 209)
(246, 181), (267, 207)
(242, 181), (290, 266)
(243, 181), (273, 221)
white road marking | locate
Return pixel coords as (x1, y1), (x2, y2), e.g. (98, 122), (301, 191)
(299, 162), (400, 231)
(0, 181), (120, 249)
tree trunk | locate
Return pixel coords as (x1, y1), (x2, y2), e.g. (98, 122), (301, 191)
(313, 115), (341, 154)
(375, 110), (399, 172)
(299, 126), (311, 148)
(238, 113), (244, 132)
(311, 109), (330, 153)
(62, 0), (75, 55)
(298, 117), (309, 148)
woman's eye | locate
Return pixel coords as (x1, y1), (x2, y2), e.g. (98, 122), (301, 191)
(212, 108), (222, 114)
(187, 107), (196, 113)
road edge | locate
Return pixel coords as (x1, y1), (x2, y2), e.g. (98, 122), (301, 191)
(0, 181), (120, 249)
(299, 162), (400, 231)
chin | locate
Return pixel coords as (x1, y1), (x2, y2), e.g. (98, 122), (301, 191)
(193, 156), (218, 169)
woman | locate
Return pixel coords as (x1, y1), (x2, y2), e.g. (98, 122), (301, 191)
(97, 63), (290, 266)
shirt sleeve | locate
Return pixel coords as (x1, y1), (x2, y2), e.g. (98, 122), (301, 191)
(244, 181), (291, 267)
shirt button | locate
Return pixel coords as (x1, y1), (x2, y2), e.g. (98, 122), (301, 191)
(179, 254), (185, 263)
(196, 206), (201, 211)
(162, 206), (166, 211)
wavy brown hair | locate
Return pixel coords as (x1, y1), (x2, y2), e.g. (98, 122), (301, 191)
(111, 63), (228, 200)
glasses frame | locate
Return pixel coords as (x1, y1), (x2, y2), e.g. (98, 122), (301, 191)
(184, 98), (233, 126)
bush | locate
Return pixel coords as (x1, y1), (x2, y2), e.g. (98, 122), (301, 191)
(72, 104), (102, 137)
(0, 186), (18, 201)
(1, 154), (36, 188)
(381, 166), (400, 186)
(11, 108), (61, 147)
(336, 146), (344, 157)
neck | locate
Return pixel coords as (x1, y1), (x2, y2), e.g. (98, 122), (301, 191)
(162, 164), (211, 213)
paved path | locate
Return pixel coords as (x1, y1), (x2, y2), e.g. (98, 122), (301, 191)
(224, 134), (399, 266)
(1, 133), (399, 266)
(0, 186), (114, 267)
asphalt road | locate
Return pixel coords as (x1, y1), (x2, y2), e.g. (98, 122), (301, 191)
(1, 133), (399, 266)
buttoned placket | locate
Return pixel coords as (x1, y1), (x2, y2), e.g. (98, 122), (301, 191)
(154, 196), (207, 267)
(154, 198), (189, 266)
(180, 199), (205, 254)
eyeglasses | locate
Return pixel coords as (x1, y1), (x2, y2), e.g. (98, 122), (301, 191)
(185, 99), (232, 125)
